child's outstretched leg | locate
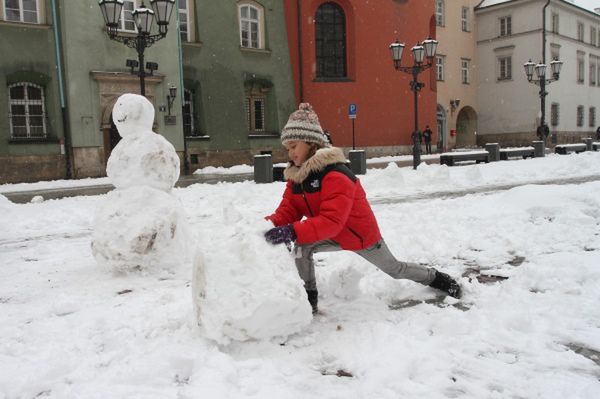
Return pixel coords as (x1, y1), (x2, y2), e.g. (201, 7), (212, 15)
(357, 239), (461, 298)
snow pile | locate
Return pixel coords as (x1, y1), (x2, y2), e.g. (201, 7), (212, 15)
(193, 211), (312, 344)
(91, 94), (190, 273)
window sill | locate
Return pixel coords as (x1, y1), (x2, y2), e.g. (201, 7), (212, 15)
(249, 132), (279, 138)
(313, 77), (354, 83)
(182, 41), (203, 48)
(9, 137), (59, 144)
(186, 134), (210, 140)
(497, 77), (512, 82)
(240, 47), (271, 55)
(0, 20), (49, 29)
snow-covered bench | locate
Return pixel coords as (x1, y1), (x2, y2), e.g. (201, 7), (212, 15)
(439, 150), (489, 166)
(499, 146), (535, 160)
(555, 143), (587, 155)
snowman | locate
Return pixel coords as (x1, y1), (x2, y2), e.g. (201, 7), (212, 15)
(91, 93), (193, 274)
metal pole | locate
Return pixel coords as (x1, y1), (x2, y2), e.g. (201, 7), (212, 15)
(352, 119), (355, 150)
(137, 35), (146, 96)
(540, 77), (546, 145)
(412, 67), (421, 170)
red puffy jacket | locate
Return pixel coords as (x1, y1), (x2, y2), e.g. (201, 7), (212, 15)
(268, 147), (381, 250)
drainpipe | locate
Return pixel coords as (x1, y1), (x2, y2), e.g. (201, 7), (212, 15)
(542, 0), (550, 64)
(175, 7), (189, 174)
(296, 0), (304, 103)
(51, 0), (73, 179)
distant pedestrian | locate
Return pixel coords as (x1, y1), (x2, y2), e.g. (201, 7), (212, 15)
(596, 126), (600, 141)
(423, 125), (433, 154)
(536, 124), (549, 140)
(411, 130), (422, 154)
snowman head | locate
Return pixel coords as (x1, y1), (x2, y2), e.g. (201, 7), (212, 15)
(112, 93), (155, 138)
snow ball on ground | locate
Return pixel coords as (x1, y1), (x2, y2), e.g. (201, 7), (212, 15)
(30, 195), (44, 203)
(194, 217), (312, 344)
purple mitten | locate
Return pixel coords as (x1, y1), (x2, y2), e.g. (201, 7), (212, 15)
(264, 224), (297, 245)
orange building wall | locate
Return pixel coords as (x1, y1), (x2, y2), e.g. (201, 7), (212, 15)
(284, 0), (437, 150)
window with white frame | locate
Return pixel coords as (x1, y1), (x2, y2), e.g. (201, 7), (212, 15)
(435, 0), (444, 27)
(239, 3), (263, 49)
(436, 55), (445, 81)
(590, 58), (597, 86)
(8, 82), (47, 139)
(178, 0), (189, 42)
(118, 0), (136, 32)
(551, 13), (559, 33)
(498, 56), (512, 80)
(578, 53), (585, 83)
(577, 22), (584, 42)
(592, 27), (597, 47)
(245, 95), (265, 132)
(499, 16), (511, 37)
(461, 6), (469, 32)
(590, 107), (596, 128)
(577, 105), (584, 127)
(3, 0), (39, 23)
(461, 59), (470, 84)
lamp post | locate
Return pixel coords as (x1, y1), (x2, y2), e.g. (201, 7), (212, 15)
(98, 0), (175, 96)
(389, 37), (438, 170)
(523, 58), (563, 144)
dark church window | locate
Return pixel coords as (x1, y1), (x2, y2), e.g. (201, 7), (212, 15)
(315, 2), (347, 79)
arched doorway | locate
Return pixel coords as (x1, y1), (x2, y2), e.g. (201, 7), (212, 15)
(436, 104), (447, 152)
(456, 106), (478, 147)
(101, 96), (121, 165)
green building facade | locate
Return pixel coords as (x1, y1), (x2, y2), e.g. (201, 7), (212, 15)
(0, 0), (295, 183)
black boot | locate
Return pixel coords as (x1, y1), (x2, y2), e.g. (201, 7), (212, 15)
(429, 271), (462, 298)
(306, 290), (318, 314)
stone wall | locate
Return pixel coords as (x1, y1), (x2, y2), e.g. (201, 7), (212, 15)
(0, 155), (65, 184)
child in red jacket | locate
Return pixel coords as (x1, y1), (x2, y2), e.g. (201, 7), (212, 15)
(265, 103), (461, 314)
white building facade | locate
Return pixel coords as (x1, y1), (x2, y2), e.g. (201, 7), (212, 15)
(435, 0), (481, 150)
(475, 0), (600, 146)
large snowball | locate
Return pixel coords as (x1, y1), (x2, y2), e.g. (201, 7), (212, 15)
(112, 93), (155, 138)
(107, 131), (180, 192)
(193, 215), (312, 344)
(91, 186), (191, 273)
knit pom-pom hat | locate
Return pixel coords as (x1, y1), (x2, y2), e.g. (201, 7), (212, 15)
(281, 103), (330, 148)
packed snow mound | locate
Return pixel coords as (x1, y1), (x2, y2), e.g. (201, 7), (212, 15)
(112, 93), (155, 138)
(107, 132), (180, 192)
(193, 215), (312, 344)
(91, 186), (191, 273)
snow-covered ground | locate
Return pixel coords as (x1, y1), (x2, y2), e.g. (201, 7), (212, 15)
(1, 153), (600, 398)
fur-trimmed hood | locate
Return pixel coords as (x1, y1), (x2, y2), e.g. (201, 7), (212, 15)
(284, 147), (347, 183)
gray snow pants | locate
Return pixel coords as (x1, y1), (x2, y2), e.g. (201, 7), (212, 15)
(294, 238), (436, 291)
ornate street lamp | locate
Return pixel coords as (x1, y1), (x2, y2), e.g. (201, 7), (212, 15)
(389, 37), (438, 169)
(98, 0), (175, 96)
(523, 57), (563, 145)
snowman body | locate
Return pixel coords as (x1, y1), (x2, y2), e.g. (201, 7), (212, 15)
(92, 94), (190, 273)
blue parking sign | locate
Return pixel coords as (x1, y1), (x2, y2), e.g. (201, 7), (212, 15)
(348, 103), (357, 119)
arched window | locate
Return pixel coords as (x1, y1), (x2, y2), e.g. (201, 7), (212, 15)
(8, 82), (47, 139)
(315, 2), (346, 79)
(238, 2), (264, 49)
